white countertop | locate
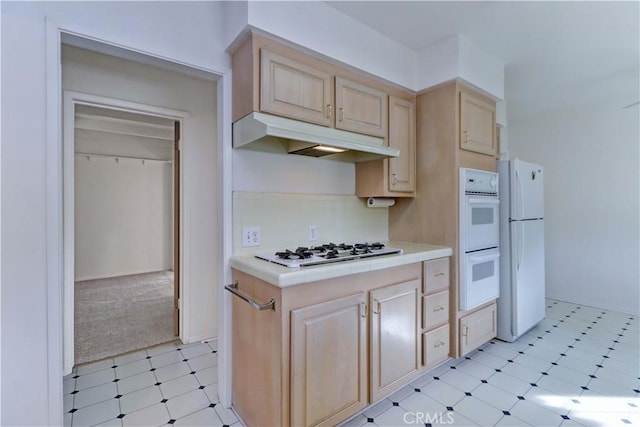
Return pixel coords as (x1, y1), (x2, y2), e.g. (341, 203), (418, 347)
(230, 241), (452, 288)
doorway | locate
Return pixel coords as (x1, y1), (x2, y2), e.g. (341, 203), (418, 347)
(59, 43), (221, 392)
(63, 92), (190, 372)
(70, 103), (182, 364)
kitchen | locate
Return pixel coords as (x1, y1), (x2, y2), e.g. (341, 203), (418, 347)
(1, 2), (638, 427)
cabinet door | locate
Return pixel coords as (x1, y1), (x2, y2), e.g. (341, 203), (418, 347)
(335, 77), (387, 137)
(388, 96), (416, 193)
(459, 91), (496, 156)
(459, 303), (497, 356)
(370, 279), (421, 401)
(261, 49), (332, 127)
(291, 293), (368, 427)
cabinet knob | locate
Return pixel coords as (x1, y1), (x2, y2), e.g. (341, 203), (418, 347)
(434, 341), (445, 348)
(327, 104), (332, 119)
(434, 272), (445, 277)
(392, 173), (397, 186)
(464, 130), (469, 143)
(434, 305), (445, 312)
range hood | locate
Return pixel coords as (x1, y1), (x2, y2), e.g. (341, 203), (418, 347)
(233, 112), (399, 162)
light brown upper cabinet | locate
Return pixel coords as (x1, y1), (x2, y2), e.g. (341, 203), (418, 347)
(459, 90), (497, 156)
(231, 32), (415, 139)
(335, 77), (387, 137)
(388, 96), (416, 193)
(259, 50), (388, 138)
(260, 50), (333, 127)
(260, 48), (387, 138)
(355, 96), (416, 197)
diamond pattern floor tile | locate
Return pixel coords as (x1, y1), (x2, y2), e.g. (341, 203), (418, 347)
(66, 300), (638, 427)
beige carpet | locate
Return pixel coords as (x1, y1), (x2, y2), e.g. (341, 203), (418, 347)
(75, 270), (176, 365)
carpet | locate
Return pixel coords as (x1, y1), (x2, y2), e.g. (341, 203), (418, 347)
(75, 270), (176, 365)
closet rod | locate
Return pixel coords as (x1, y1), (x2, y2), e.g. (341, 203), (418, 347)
(75, 152), (173, 164)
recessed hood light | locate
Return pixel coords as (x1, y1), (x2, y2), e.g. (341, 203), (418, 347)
(288, 144), (348, 157)
(233, 112), (399, 162)
(313, 146), (347, 153)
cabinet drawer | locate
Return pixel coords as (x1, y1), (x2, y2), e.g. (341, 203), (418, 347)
(459, 303), (497, 356)
(423, 324), (450, 368)
(423, 258), (449, 294)
(423, 290), (449, 330)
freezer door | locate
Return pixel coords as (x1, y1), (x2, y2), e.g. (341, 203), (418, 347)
(512, 159), (544, 220)
(511, 220), (545, 337)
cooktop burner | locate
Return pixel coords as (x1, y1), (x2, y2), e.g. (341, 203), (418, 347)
(256, 242), (402, 268)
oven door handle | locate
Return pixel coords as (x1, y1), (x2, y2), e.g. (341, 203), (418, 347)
(468, 251), (500, 263)
(468, 198), (500, 205)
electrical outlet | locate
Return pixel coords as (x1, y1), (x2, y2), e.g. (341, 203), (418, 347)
(309, 225), (317, 241)
(242, 226), (261, 247)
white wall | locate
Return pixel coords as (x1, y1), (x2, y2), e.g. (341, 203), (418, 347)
(75, 155), (173, 281)
(508, 99), (639, 315)
(239, 2), (504, 98)
(75, 127), (174, 281)
(458, 35), (504, 100)
(233, 150), (355, 194)
(76, 129), (173, 160)
(1, 2), (227, 424)
(416, 36), (460, 92)
(233, 192), (389, 255)
(416, 35), (504, 98)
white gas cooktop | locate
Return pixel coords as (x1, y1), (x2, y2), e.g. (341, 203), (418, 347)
(255, 242), (402, 268)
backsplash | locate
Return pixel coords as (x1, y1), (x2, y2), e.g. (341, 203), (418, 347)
(233, 192), (389, 255)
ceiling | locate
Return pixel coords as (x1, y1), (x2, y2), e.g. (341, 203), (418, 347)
(325, 1), (639, 121)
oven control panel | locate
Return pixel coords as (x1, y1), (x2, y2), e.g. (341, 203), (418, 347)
(462, 168), (498, 195)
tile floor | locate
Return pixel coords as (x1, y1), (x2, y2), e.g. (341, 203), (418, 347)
(63, 339), (239, 427)
(65, 299), (639, 426)
(341, 299), (639, 427)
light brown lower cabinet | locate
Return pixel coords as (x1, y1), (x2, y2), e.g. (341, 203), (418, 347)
(459, 302), (497, 356)
(291, 293), (368, 427)
(231, 260), (450, 427)
(370, 280), (421, 402)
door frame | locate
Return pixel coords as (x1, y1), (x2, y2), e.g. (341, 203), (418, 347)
(46, 21), (233, 426)
(62, 91), (190, 374)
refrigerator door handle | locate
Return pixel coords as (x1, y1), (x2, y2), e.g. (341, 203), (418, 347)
(516, 222), (524, 272)
(515, 168), (524, 219)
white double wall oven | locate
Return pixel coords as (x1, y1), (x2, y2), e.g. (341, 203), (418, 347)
(459, 168), (500, 311)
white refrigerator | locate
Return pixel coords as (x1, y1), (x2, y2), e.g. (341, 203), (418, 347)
(497, 159), (545, 342)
